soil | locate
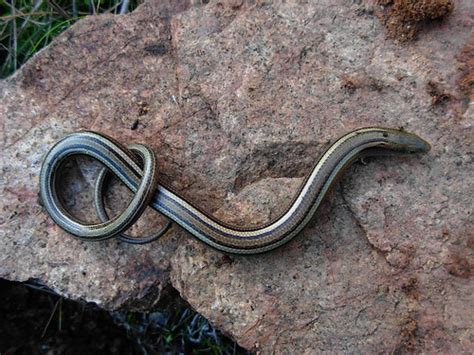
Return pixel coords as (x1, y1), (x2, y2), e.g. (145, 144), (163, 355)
(456, 43), (474, 100)
(376, 0), (454, 41)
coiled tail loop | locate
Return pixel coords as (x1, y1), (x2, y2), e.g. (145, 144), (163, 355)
(39, 131), (171, 243)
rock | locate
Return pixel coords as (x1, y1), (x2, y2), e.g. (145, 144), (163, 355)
(0, 0), (472, 353)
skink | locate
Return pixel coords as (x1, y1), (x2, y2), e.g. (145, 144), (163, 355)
(39, 127), (430, 254)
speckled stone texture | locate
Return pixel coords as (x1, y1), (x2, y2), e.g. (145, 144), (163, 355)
(0, 0), (472, 352)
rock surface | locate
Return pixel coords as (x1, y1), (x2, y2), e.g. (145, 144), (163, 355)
(1, 0), (473, 352)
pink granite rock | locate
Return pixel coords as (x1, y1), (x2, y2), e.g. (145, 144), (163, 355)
(0, 0), (472, 352)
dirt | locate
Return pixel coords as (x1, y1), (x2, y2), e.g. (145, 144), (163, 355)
(376, 0), (454, 41)
(456, 43), (474, 100)
(426, 80), (451, 105)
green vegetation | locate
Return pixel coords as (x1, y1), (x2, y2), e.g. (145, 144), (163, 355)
(0, 0), (140, 78)
(1, 279), (249, 354)
(116, 305), (247, 354)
